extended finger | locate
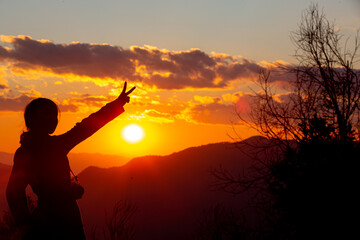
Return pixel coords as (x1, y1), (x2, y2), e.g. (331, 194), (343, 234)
(125, 86), (136, 95)
(121, 81), (127, 94)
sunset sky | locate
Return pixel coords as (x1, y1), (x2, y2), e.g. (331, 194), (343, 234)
(0, 0), (359, 158)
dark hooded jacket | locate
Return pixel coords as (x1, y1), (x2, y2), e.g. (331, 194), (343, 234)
(6, 98), (125, 239)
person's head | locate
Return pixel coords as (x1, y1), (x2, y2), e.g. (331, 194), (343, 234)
(24, 98), (59, 134)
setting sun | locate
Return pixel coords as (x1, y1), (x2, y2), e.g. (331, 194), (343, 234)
(122, 124), (145, 143)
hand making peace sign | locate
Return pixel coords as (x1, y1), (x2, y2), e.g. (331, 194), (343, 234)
(117, 81), (136, 105)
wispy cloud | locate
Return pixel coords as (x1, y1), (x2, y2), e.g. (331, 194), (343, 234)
(55, 95), (112, 113)
(0, 94), (34, 111)
(177, 96), (239, 125)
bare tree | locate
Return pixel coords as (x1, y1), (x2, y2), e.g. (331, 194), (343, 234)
(240, 3), (360, 144)
(214, 4), (360, 239)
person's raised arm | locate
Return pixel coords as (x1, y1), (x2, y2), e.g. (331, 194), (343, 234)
(60, 82), (136, 152)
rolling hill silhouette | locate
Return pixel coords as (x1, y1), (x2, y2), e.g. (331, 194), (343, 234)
(78, 137), (267, 239)
(67, 152), (128, 173)
(0, 152), (128, 174)
(0, 152), (13, 167)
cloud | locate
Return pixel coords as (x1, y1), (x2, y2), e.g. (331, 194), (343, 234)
(216, 59), (263, 82)
(141, 109), (175, 123)
(0, 94), (34, 111)
(0, 65), (9, 89)
(179, 96), (239, 125)
(174, 92), (264, 125)
(0, 90), (116, 113)
(185, 101), (238, 125)
(56, 95), (110, 113)
(0, 35), (134, 80)
(0, 35), (269, 90)
(233, 92), (254, 115)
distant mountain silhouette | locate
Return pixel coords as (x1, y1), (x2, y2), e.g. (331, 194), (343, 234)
(0, 152), (13, 166)
(78, 138), (266, 240)
(67, 152), (128, 173)
(0, 152), (128, 213)
(0, 152), (128, 173)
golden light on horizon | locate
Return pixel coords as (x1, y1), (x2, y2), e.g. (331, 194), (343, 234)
(122, 124), (145, 143)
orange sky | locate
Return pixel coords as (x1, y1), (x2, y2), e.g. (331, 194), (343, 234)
(0, 35), (269, 157)
(1, 0), (359, 158)
(0, 31), (359, 157)
(1, 0), (359, 159)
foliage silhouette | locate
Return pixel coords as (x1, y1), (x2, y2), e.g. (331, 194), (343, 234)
(195, 203), (255, 240)
(0, 196), (36, 240)
(104, 200), (137, 240)
(88, 200), (137, 240)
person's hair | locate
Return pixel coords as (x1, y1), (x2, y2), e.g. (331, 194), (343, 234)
(24, 98), (59, 134)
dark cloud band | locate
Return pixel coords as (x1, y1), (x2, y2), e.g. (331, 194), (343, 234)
(0, 35), (265, 90)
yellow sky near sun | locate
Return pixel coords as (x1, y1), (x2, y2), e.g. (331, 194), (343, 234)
(0, 100), (257, 158)
(51, 109), (256, 157)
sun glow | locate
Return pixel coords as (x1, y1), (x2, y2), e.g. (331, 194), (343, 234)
(122, 124), (145, 143)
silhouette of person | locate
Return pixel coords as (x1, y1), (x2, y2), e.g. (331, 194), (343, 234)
(6, 82), (135, 239)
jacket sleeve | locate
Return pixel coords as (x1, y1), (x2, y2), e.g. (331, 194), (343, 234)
(6, 149), (31, 226)
(60, 97), (126, 153)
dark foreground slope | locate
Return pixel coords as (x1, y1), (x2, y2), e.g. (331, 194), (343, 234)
(78, 138), (265, 240)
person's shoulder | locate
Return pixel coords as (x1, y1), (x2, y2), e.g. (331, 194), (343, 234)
(14, 145), (26, 155)
(48, 134), (64, 143)
(13, 146), (30, 165)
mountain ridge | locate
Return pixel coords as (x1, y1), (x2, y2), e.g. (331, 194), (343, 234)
(0, 151), (129, 174)
(77, 139), (263, 240)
